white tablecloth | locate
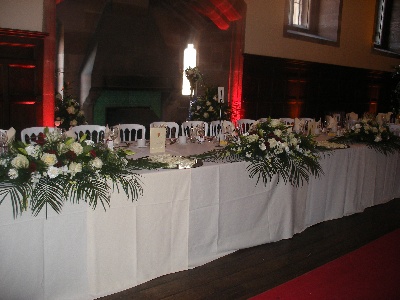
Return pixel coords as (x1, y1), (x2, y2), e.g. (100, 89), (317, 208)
(1, 143), (399, 299)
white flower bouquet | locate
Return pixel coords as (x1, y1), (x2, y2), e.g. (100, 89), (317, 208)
(329, 119), (400, 154)
(196, 118), (323, 187)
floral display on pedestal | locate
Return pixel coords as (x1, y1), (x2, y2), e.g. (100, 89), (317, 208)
(55, 82), (87, 130)
(185, 66), (202, 98)
(189, 86), (231, 122)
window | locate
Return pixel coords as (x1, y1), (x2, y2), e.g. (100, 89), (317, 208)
(284, 0), (342, 46)
(373, 0), (400, 56)
(182, 44), (197, 95)
(290, 0), (310, 29)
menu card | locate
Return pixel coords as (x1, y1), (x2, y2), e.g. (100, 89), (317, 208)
(150, 127), (166, 153)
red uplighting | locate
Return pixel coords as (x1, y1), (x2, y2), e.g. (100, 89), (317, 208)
(192, 1), (230, 30)
(209, 0), (242, 21)
(9, 64), (36, 69)
(18, 101), (36, 105)
(0, 41), (35, 48)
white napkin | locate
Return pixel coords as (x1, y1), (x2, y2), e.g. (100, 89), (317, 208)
(307, 120), (315, 135)
(6, 127), (16, 144)
(326, 116), (337, 132)
(346, 112), (358, 121)
(114, 125), (121, 145)
(376, 113), (385, 125)
(386, 112), (393, 123)
(293, 118), (300, 133)
(104, 125), (110, 141)
(315, 119), (321, 135)
(64, 129), (76, 139)
(222, 121), (232, 134)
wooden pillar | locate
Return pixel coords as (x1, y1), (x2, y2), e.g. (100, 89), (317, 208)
(42, 0), (56, 126)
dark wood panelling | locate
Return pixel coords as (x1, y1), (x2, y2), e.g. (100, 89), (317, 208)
(0, 29), (45, 131)
(242, 54), (392, 121)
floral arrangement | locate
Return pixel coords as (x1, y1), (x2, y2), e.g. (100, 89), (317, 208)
(189, 86), (231, 122)
(185, 66), (203, 96)
(0, 128), (142, 218)
(55, 83), (87, 130)
(195, 118), (323, 187)
(329, 118), (400, 154)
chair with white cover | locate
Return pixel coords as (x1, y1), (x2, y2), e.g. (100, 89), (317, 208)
(72, 125), (106, 143)
(0, 127), (16, 145)
(236, 119), (256, 134)
(181, 121), (209, 137)
(119, 124), (146, 142)
(20, 127), (56, 143)
(209, 120), (234, 136)
(150, 122), (179, 138)
(280, 118), (294, 125)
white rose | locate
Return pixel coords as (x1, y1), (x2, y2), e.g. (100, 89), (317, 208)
(25, 145), (41, 158)
(247, 134), (259, 143)
(203, 112), (209, 119)
(47, 166), (60, 178)
(30, 171), (41, 184)
(90, 157), (103, 169)
(41, 153), (58, 166)
(0, 158), (7, 167)
(270, 119), (280, 127)
(70, 142), (83, 155)
(84, 140), (94, 146)
(69, 162), (82, 176)
(66, 106), (76, 114)
(206, 101), (211, 106)
(11, 154), (29, 169)
(77, 110), (85, 116)
(290, 137), (298, 146)
(70, 119), (78, 126)
(273, 129), (282, 137)
(259, 143), (266, 151)
(268, 138), (278, 148)
(8, 168), (18, 179)
(57, 143), (68, 154)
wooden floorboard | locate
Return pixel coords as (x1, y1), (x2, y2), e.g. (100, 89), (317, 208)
(99, 198), (400, 300)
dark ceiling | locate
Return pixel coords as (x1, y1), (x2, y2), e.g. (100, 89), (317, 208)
(56, 0), (245, 30)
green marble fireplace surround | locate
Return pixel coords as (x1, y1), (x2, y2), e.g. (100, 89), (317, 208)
(93, 90), (162, 126)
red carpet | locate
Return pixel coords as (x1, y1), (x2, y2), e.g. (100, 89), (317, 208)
(250, 229), (400, 300)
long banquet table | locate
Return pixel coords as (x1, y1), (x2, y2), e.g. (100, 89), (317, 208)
(1, 141), (399, 299)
